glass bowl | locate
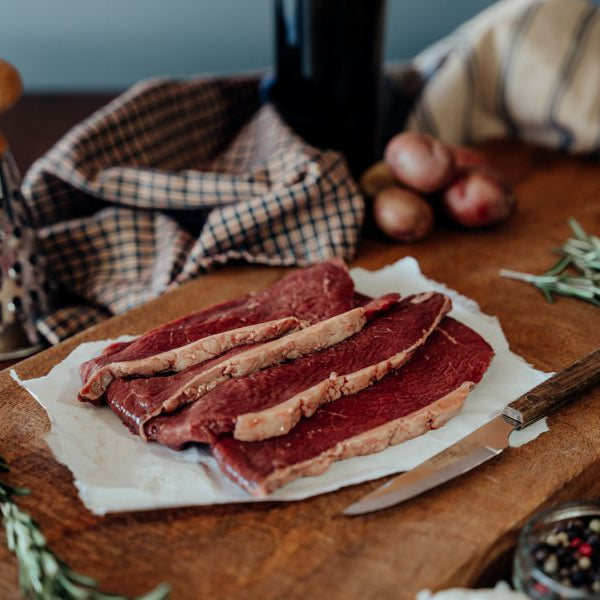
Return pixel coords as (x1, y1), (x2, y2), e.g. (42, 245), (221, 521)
(514, 501), (600, 599)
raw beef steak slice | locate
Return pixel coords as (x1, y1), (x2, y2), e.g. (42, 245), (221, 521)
(79, 258), (354, 403)
(78, 316), (303, 403)
(107, 295), (399, 438)
(147, 292), (451, 447)
(212, 317), (494, 497)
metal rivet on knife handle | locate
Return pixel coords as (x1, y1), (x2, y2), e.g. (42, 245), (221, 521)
(502, 346), (600, 429)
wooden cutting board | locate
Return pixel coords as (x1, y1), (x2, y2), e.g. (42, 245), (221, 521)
(1, 141), (600, 600)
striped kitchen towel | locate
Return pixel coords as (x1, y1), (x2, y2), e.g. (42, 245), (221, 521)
(406, 0), (600, 154)
(22, 76), (364, 344)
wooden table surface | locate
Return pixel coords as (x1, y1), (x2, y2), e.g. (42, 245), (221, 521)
(1, 97), (600, 599)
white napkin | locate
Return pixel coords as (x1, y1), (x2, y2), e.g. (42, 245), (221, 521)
(407, 0), (600, 154)
(13, 258), (551, 515)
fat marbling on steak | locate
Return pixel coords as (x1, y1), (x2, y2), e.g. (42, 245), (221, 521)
(212, 317), (494, 497)
(79, 259), (355, 403)
(146, 292), (451, 447)
(107, 294), (399, 438)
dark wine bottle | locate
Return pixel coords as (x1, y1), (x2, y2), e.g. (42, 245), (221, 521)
(270, 0), (386, 177)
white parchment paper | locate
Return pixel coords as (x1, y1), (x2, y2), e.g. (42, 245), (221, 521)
(13, 258), (551, 515)
(416, 582), (528, 600)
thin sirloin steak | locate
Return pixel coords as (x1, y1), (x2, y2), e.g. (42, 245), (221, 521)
(146, 292), (451, 447)
(107, 295), (399, 438)
(78, 316), (304, 403)
(80, 296), (249, 398)
(212, 317), (494, 497)
(85, 258), (353, 370)
(79, 258), (354, 403)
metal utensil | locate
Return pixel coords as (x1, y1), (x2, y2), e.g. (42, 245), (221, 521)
(342, 346), (600, 516)
(0, 60), (49, 359)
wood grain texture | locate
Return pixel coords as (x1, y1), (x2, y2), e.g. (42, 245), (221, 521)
(0, 117), (600, 598)
(504, 346), (600, 427)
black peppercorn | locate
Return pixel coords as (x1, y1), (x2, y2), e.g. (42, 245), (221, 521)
(570, 570), (588, 587)
(534, 546), (550, 563)
(527, 515), (600, 594)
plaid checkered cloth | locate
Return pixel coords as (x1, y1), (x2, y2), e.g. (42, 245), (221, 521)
(21, 75), (364, 344)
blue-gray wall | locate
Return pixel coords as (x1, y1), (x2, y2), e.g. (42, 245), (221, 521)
(3, 0), (497, 91)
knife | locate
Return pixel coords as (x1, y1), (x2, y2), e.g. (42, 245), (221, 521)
(342, 346), (600, 516)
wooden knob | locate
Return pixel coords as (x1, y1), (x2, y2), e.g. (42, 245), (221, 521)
(0, 60), (22, 114)
(0, 60), (22, 154)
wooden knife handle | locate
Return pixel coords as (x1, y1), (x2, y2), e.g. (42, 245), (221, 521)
(502, 347), (600, 428)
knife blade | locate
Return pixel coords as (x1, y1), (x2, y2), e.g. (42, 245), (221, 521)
(342, 345), (600, 516)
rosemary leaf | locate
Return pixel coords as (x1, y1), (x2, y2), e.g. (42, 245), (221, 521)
(56, 572), (91, 599)
(566, 239), (589, 250)
(541, 287), (554, 303)
(555, 282), (595, 299)
(569, 217), (589, 241)
(562, 241), (587, 255)
(0, 453), (170, 600)
(499, 270), (557, 285)
(64, 568), (98, 587)
(501, 218), (599, 307)
(545, 255), (571, 276)
(136, 584), (173, 600)
(3, 483), (31, 497)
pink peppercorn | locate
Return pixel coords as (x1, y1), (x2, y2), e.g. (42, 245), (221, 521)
(570, 537), (583, 548)
(534, 582), (548, 594)
(580, 543), (594, 557)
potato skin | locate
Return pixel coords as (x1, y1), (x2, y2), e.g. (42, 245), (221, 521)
(443, 167), (516, 228)
(359, 161), (397, 198)
(373, 187), (434, 242)
(451, 145), (488, 168)
(384, 132), (455, 193)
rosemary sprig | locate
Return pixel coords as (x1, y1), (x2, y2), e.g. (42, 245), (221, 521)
(0, 454), (170, 600)
(500, 218), (600, 307)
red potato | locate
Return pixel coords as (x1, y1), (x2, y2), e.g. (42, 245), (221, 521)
(373, 186), (434, 243)
(443, 167), (516, 228)
(384, 132), (455, 193)
(451, 145), (488, 168)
